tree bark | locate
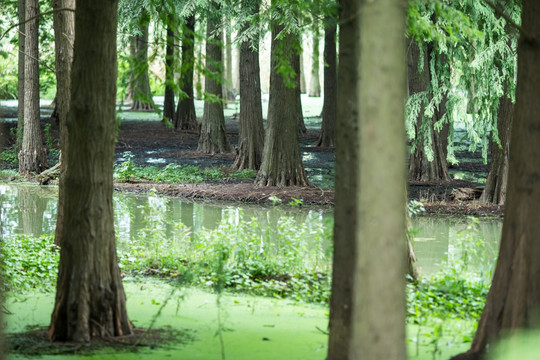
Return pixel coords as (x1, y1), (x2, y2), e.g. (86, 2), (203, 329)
(407, 41), (450, 181)
(299, 48), (306, 94)
(451, 2), (540, 358)
(222, 22), (236, 102)
(163, 22), (175, 123)
(48, 0), (132, 341)
(326, 0), (358, 357)
(350, 0), (407, 358)
(232, 0), (264, 171)
(174, 15), (198, 131)
(17, 0), (25, 151)
(18, 0), (48, 175)
(52, 0), (75, 246)
(316, 16), (337, 148)
(197, 10), (232, 154)
(308, 26), (321, 97)
(129, 11), (154, 111)
(480, 89), (513, 205)
(255, 20), (309, 187)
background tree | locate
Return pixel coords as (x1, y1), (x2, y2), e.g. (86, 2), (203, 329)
(307, 0), (321, 98)
(451, 1), (540, 358)
(162, 12), (176, 123)
(197, 3), (232, 154)
(222, 19), (236, 102)
(294, 51), (307, 136)
(16, 0), (25, 150)
(48, 0), (132, 341)
(18, 0), (48, 175)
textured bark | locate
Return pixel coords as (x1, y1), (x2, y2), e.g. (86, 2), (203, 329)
(129, 12), (154, 111)
(52, 0), (75, 246)
(480, 90), (513, 205)
(255, 22), (309, 187)
(48, 0), (132, 341)
(17, 0), (25, 150)
(295, 52), (307, 136)
(407, 41), (450, 181)
(451, 3), (540, 359)
(316, 17), (337, 148)
(163, 23), (175, 123)
(197, 11), (232, 154)
(19, 0), (48, 175)
(174, 15), (198, 131)
(350, 0), (407, 359)
(232, 0), (264, 171)
(326, 0), (357, 357)
(308, 28), (321, 97)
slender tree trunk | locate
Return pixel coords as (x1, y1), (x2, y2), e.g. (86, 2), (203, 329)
(295, 51), (307, 136)
(350, 0), (407, 358)
(299, 49), (306, 94)
(232, 0), (264, 171)
(255, 20), (309, 187)
(19, 0), (48, 175)
(48, 0), (132, 341)
(174, 15), (198, 131)
(451, 2), (540, 358)
(308, 24), (321, 97)
(197, 11), (232, 154)
(480, 90), (513, 205)
(163, 22), (175, 123)
(326, 0), (358, 357)
(52, 0), (75, 246)
(316, 15), (337, 147)
(129, 11), (154, 111)
(222, 22), (235, 102)
(17, 0), (25, 151)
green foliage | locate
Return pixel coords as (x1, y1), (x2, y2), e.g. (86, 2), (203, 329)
(289, 198), (303, 207)
(0, 52), (18, 99)
(0, 148), (18, 165)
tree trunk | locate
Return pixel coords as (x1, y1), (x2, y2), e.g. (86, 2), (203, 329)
(326, 0), (358, 357)
(163, 22), (175, 123)
(350, 0), (407, 358)
(129, 12), (154, 111)
(316, 16), (337, 147)
(479, 90), (513, 205)
(299, 49), (306, 94)
(232, 0), (264, 171)
(450, 2), (540, 358)
(17, 0), (25, 151)
(255, 21), (309, 187)
(222, 22), (235, 103)
(174, 15), (198, 131)
(407, 41), (450, 181)
(52, 0), (75, 246)
(48, 0), (132, 341)
(295, 51), (307, 136)
(197, 10), (232, 154)
(18, 0), (48, 175)
(308, 27), (321, 97)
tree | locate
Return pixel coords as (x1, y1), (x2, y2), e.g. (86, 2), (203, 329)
(174, 15), (198, 131)
(232, 0), (264, 171)
(17, 0), (25, 150)
(18, 0), (48, 175)
(255, 4), (309, 187)
(52, 0), (75, 246)
(451, 1), (540, 358)
(48, 0), (132, 341)
(307, 2), (321, 98)
(128, 10), (154, 111)
(294, 51), (307, 136)
(197, 5), (233, 153)
(316, 11), (337, 147)
(222, 20), (236, 102)
(163, 19), (175, 123)
(326, 0), (358, 357)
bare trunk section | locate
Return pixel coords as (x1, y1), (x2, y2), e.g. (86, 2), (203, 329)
(316, 16), (337, 148)
(19, 0), (48, 175)
(222, 22), (236, 103)
(299, 50), (306, 93)
(308, 29), (321, 97)
(326, 0), (358, 357)
(163, 23), (175, 123)
(52, 0), (75, 246)
(17, 0), (25, 150)
(295, 51), (307, 136)
(174, 15), (198, 131)
(480, 91), (513, 205)
(232, 0), (264, 171)
(451, 2), (540, 358)
(129, 12), (154, 111)
(197, 11), (232, 154)
(48, 0), (132, 342)
(255, 21), (309, 187)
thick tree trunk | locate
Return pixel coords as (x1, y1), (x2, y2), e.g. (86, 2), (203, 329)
(480, 91), (512, 205)
(129, 12), (154, 111)
(326, 0), (358, 357)
(255, 21), (309, 187)
(316, 17), (337, 148)
(308, 29), (321, 97)
(350, 0), (407, 358)
(232, 0), (264, 171)
(174, 15), (198, 131)
(48, 0), (132, 342)
(52, 0), (75, 246)
(197, 11), (232, 154)
(163, 23), (175, 123)
(19, 0), (48, 175)
(407, 41), (450, 181)
(451, 3), (540, 358)
(17, 0), (25, 151)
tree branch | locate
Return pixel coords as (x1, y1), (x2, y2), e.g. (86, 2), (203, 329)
(483, 0), (533, 43)
(0, 8), (75, 41)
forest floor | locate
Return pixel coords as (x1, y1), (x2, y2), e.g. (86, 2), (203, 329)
(0, 102), (503, 217)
